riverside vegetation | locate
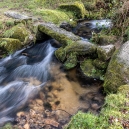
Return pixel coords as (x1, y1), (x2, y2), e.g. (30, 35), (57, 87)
(1, 0), (129, 129)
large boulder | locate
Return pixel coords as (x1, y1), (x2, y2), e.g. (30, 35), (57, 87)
(38, 22), (80, 46)
(104, 41), (129, 93)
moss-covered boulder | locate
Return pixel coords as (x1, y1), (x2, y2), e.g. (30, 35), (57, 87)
(55, 40), (97, 69)
(36, 9), (71, 24)
(0, 38), (22, 53)
(104, 41), (129, 93)
(97, 45), (115, 61)
(80, 59), (104, 80)
(38, 22), (80, 46)
(58, 1), (88, 19)
(3, 23), (34, 45)
(93, 58), (108, 70)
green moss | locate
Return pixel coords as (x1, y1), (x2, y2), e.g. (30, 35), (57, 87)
(93, 58), (108, 70)
(59, 1), (88, 19)
(118, 85), (129, 94)
(0, 38), (22, 53)
(67, 111), (97, 129)
(3, 23), (33, 45)
(80, 59), (104, 80)
(64, 52), (77, 69)
(55, 47), (66, 62)
(55, 40), (97, 69)
(36, 9), (70, 24)
(103, 50), (126, 93)
(91, 33), (117, 45)
(1, 123), (14, 129)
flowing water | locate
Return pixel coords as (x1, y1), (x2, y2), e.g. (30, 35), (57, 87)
(0, 20), (110, 128)
(0, 40), (56, 125)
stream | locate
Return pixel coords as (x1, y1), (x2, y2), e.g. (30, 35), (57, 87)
(0, 19), (112, 128)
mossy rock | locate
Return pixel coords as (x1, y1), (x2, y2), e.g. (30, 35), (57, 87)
(38, 22), (80, 46)
(36, 9), (70, 24)
(0, 38), (22, 53)
(93, 58), (108, 70)
(58, 1), (88, 19)
(64, 52), (77, 69)
(55, 40), (97, 69)
(55, 47), (66, 62)
(97, 45), (115, 61)
(3, 23), (34, 45)
(91, 33), (117, 45)
(104, 41), (129, 93)
(80, 59), (104, 80)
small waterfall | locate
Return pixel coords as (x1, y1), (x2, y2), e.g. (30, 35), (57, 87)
(0, 40), (56, 125)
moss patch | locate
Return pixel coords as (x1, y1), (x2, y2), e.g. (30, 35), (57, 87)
(36, 9), (70, 24)
(93, 58), (108, 70)
(80, 59), (104, 80)
(58, 1), (88, 19)
(3, 23), (34, 45)
(0, 38), (22, 53)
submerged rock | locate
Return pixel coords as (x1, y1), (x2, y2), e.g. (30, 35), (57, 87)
(3, 23), (34, 45)
(104, 41), (129, 93)
(59, 1), (88, 19)
(0, 38), (21, 53)
(97, 45), (115, 61)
